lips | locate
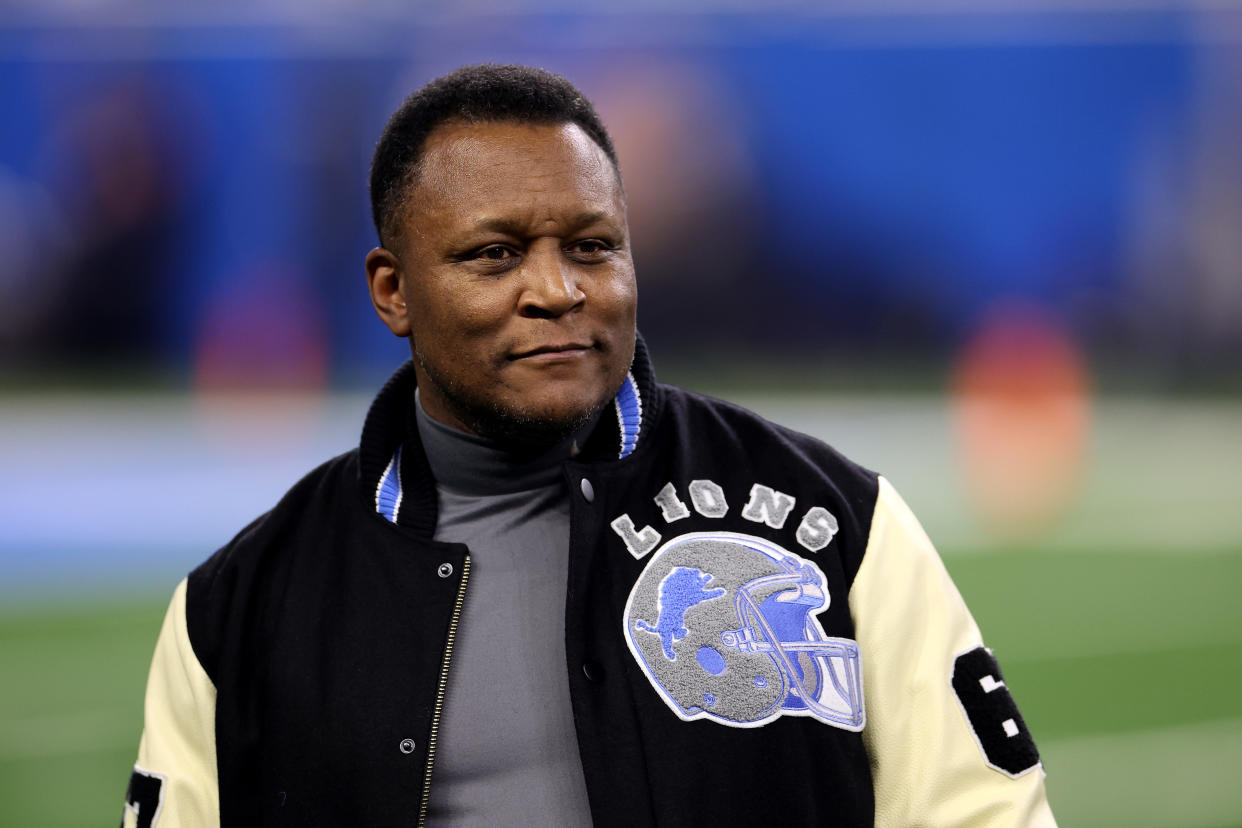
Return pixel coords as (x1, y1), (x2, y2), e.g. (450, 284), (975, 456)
(509, 342), (594, 360)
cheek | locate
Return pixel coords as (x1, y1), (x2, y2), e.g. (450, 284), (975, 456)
(609, 285), (639, 332)
(594, 266), (638, 319)
(409, 277), (510, 341)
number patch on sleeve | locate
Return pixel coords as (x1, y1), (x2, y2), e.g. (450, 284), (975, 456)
(121, 766), (166, 828)
(951, 646), (1041, 777)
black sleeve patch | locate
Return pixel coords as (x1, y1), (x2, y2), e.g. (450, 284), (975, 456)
(120, 766), (166, 828)
(951, 646), (1041, 778)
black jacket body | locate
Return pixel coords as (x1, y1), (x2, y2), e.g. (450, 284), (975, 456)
(184, 336), (879, 826)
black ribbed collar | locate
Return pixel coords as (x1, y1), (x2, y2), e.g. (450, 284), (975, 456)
(356, 332), (662, 538)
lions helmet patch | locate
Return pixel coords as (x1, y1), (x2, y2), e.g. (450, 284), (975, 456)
(623, 532), (865, 731)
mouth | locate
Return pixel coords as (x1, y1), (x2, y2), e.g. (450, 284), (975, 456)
(509, 342), (595, 361)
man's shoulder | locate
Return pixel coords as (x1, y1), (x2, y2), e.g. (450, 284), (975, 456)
(656, 382), (877, 484)
(647, 382), (881, 587)
(181, 448), (365, 680)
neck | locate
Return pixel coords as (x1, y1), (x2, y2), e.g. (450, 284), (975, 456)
(414, 390), (596, 495)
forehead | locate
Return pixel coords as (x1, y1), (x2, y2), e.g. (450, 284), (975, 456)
(406, 120), (624, 231)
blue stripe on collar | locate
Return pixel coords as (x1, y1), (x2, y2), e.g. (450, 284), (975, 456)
(375, 443), (403, 523)
(614, 371), (642, 459)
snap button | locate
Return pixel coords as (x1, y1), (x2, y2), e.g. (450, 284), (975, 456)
(399, 738), (416, 754)
(579, 478), (595, 503)
(437, 562), (453, 578)
(582, 660), (604, 682)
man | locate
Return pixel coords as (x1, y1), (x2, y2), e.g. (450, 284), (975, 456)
(124, 65), (1056, 827)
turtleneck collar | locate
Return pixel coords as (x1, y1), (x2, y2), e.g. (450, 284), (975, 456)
(413, 389), (599, 496)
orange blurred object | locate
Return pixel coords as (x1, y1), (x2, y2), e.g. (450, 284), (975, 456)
(951, 303), (1091, 539)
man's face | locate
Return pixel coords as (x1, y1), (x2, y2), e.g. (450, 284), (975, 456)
(377, 120), (637, 445)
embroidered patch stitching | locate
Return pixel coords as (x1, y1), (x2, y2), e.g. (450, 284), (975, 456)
(950, 645), (1042, 778)
(623, 531), (865, 731)
(122, 764), (167, 828)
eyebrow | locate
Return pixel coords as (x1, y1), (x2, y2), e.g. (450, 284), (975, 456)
(471, 210), (614, 236)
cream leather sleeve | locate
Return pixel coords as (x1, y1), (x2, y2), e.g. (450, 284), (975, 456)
(849, 477), (1055, 827)
(123, 578), (219, 828)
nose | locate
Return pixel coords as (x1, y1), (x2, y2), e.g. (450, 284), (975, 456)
(518, 243), (585, 319)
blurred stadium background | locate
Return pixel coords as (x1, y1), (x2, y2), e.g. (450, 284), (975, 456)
(2, 1), (1241, 825)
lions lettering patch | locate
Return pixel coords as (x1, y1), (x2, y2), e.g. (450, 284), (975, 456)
(623, 531), (865, 731)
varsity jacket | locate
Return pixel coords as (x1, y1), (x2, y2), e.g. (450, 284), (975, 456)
(124, 336), (1056, 827)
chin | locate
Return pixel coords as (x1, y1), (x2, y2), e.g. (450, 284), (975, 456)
(474, 399), (602, 451)
(487, 379), (622, 446)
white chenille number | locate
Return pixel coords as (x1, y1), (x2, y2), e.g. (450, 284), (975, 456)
(951, 647), (1040, 777)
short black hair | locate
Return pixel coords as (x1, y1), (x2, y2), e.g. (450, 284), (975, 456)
(369, 63), (619, 247)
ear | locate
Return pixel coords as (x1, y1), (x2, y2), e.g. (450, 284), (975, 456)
(366, 246), (411, 337)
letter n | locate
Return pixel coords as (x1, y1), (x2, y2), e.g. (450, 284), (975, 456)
(741, 483), (796, 529)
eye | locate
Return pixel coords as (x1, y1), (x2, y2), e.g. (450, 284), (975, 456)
(567, 239), (614, 260)
(476, 245), (516, 261)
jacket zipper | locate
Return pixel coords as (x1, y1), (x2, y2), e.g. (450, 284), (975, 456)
(417, 555), (471, 827)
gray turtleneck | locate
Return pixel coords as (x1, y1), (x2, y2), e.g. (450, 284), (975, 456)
(415, 393), (594, 826)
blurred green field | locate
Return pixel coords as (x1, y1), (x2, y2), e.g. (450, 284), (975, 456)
(0, 598), (165, 826)
(2, 393), (1239, 825)
(3, 547), (1240, 826)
